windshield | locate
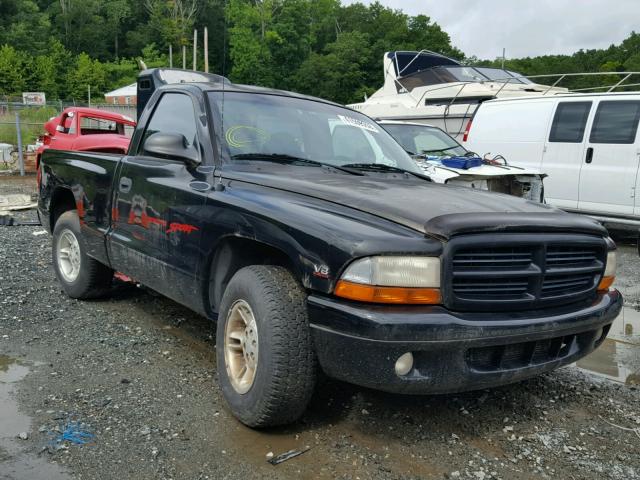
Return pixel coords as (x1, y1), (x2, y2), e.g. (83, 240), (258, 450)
(396, 66), (534, 92)
(381, 124), (467, 156)
(475, 67), (524, 84)
(209, 92), (420, 173)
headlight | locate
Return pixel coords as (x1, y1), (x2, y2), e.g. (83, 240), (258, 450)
(335, 256), (441, 304)
(598, 250), (617, 291)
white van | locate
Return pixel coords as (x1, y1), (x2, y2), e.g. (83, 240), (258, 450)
(463, 93), (640, 230)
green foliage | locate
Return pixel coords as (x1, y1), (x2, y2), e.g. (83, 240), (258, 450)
(66, 53), (107, 102)
(0, 1), (638, 105)
(477, 31), (640, 93)
(0, 45), (27, 95)
(294, 31), (374, 104)
(0, 106), (57, 145)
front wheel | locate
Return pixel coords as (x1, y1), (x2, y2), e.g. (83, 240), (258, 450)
(216, 265), (316, 427)
(52, 210), (113, 299)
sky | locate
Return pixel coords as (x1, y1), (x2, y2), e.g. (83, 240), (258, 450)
(342, 0), (639, 59)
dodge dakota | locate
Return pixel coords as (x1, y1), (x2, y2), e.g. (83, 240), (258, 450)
(38, 68), (622, 427)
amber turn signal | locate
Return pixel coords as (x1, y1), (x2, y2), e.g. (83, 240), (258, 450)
(597, 275), (615, 292)
(334, 280), (441, 304)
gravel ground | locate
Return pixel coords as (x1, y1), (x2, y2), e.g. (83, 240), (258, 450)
(1, 175), (639, 480)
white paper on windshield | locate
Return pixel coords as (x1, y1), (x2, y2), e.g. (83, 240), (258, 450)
(337, 115), (379, 133)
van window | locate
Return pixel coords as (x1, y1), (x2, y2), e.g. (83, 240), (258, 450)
(549, 102), (591, 143)
(589, 101), (640, 144)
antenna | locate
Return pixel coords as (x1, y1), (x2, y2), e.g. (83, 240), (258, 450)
(221, 0), (228, 162)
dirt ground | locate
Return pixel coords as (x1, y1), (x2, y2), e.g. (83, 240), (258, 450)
(1, 175), (639, 480)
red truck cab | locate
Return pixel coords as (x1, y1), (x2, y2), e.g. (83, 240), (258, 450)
(37, 107), (136, 169)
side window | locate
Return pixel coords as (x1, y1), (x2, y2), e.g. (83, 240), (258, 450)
(589, 100), (640, 144)
(141, 93), (199, 157)
(549, 101), (591, 143)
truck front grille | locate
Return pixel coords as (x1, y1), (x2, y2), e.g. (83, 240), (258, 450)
(444, 234), (606, 311)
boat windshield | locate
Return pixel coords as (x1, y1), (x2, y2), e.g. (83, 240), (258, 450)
(397, 65), (532, 91)
(475, 67), (525, 84)
(382, 123), (468, 157)
(507, 70), (534, 84)
(442, 67), (488, 83)
(208, 92), (420, 173)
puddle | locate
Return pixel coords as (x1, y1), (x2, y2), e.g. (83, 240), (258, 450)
(575, 307), (640, 385)
(222, 415), (445, 479)
(0, 355), (71, 480)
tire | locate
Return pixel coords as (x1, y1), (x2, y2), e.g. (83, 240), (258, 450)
(216, 265), (316, 427)
(52, 210), (113, 299)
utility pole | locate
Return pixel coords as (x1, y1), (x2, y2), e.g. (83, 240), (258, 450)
(169, 44), (173, 68)
(501, 48), (506, 70)
(87, 85), (91, 107)
(204, 27), (209, 73)
(182, 45), (186, 69)
(15, 113), (24, 176)
(193, 29), (198, 71)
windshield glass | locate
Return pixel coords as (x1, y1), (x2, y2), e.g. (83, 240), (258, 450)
(441, 66), (488, 83)
(382, 124), (467, 156)
(475, 67), (523, 84)
(209, 92), (420, 173)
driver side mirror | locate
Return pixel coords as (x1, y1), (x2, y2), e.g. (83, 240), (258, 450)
(143, 132), (200, 165)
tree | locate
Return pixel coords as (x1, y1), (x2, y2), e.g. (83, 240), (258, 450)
(0, 0), (51, 55)
(105, 0), (131, 60)
(0, 45), (26, 95)
(293, 31), (374, 104)
(27, 39), (73, 100)
(66, 53), (107, 101)
(226, 0), (278, 86)
(145, 0), (198, 51)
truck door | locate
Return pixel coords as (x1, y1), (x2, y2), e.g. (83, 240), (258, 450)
(578, 99), (640, 216)
(541, 101), (592, 209)
(109, 91), (210, 306)
(49, 112), (77, 150)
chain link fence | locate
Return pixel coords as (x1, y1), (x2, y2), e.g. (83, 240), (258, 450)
(0, 98), (137, 174)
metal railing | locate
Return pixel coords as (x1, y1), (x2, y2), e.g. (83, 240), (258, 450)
(408, 71), (640, 109)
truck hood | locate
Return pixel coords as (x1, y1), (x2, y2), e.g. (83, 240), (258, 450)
(223, 166), (606, 239)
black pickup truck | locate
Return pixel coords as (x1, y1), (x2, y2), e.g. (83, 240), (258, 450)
(38, 68), (622, 427)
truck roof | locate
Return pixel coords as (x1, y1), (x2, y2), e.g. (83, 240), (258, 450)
(61, 107), (136, 124)
(138, 67), (343, 111)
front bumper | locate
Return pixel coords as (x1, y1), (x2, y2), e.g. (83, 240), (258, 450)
(308, 290), (623, 394)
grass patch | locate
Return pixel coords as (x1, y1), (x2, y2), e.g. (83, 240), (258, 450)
(0, 106), (57, 146)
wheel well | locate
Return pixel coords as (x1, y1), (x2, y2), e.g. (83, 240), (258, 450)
(49, 187), (76, 231)
(206, 237), (297, 315)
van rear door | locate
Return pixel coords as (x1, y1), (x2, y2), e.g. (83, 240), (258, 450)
(542, 100), (592, 209)
(578, 99), (640, 216)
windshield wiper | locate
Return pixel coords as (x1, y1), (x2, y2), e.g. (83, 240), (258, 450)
(231, 153), (361, 175)
(340, 163), (431, 181)
(419, 146), (459, 155)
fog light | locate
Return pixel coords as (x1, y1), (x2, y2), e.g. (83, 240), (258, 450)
(394, 352), (414, 376)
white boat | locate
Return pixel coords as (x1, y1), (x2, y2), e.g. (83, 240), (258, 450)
(349, 50), (639, 139)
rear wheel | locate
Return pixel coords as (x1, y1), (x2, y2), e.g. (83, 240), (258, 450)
(52, 210), (113, 299)
(216, 265), (316, 427)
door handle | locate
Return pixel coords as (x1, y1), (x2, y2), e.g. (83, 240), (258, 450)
(119, 176), (132, 193)
(585, 147), (594, 164)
